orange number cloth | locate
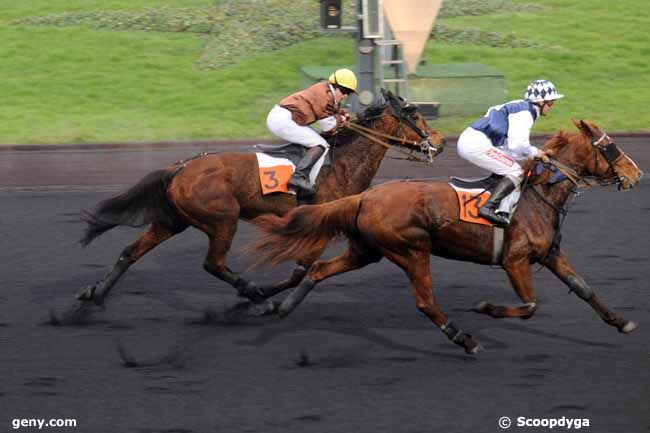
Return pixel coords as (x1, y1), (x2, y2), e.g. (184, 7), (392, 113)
(454, 188), (493, 226)
(259, 165), (294, 194)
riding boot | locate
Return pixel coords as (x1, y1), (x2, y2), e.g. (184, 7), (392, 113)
(479, 177), (517, 226)
(288, 145), (326, 195)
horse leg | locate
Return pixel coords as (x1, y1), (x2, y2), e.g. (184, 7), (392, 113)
(202, 218), (258, 297)
(77, 222), (184, 304)
(541, 249), (637, 333)
(254, 264), (309, 296)
(383, 249), (482, 354)
(278, 242), (383, 317)
(242, 259), (313, 303)
(243, 247), (327, 303)
(473, 259), (538, 319)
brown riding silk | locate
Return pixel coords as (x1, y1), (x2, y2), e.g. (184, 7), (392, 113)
(280, 81), (346, 127)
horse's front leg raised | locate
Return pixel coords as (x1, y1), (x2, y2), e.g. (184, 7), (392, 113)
(541, 249), (638, 333)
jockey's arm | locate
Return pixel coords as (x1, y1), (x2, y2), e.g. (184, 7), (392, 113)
(506, 110), (541, 160)
(317, 116), (338, 132)
(317, 110), (350, 133)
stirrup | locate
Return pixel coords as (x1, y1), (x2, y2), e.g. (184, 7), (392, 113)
(479, 208), (510, 226)
(288, 176), (315, 195)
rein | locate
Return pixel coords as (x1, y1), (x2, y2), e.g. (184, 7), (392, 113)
(543, 131), (626, 190)
(524, 166), (579, 266)
(344, 117), (436, 164)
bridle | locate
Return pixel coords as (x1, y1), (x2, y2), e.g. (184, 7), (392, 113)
(534, 131), (627, 191)
(590, 132), (627, 189)
(526, 131), (629, 263)
(343, 98), (441, 164)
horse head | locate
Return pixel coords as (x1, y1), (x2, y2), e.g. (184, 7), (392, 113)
(544, 119), (643, 190)
(357, 89), (446, 162)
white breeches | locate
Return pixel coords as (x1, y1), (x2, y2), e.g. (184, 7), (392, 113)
(266, 105), (330, 149)
(457, 127), (524, 180)
(457, 127), (524, 214)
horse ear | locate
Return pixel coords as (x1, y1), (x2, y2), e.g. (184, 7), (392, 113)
(572, 118), (595, 138)
(379, 88), (390, 105)
(580, 120), (598, 138)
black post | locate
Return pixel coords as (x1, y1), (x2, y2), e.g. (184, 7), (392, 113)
(320, 0), (342, 29)
(352, 0), (377, 113)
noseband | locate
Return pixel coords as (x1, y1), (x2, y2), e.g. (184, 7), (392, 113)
(396, 111), (440, 163)
(591, 132), (626, 188)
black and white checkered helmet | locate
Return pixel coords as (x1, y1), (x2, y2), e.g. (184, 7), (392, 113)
(524, 80), (564, 102)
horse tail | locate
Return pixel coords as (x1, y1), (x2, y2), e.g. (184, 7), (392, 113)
(246, 194), (362, 266)
(80, 168), (183, 246)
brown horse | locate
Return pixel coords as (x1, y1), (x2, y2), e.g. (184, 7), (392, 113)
(76, 91), (445, 307)
(246, 119), (643, 354)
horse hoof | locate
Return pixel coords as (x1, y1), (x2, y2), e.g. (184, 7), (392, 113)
(465, 341), (484, 355)
(48, 301), (103, 326)
(247, 300), (280, 316)
(237, 283), (267, 304)
(76, 285), (96, 301)
(472, 301), (490, 313)
(620, 321), (638, 334)
(277, 301), (295, 319)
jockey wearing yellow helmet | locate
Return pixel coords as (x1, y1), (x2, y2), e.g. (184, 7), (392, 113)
(266, 68), (357, 195)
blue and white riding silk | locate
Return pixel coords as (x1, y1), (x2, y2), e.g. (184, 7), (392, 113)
(470, 100), (541, 161)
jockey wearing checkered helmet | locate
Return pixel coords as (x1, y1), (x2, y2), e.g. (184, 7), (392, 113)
(524, 79), (564, 110)
(455, 79), (564, 226)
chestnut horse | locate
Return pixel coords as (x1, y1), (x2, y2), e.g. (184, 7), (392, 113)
(246, 119), (643, 354)
(76, 91), (445, 307)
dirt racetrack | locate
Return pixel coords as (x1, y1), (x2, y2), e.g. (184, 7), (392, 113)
(1, 137), (649, 433)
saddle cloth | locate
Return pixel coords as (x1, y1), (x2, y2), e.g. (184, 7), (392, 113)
(255, 143), (330, 195)
(449, 183), (506, 265)
(448, 184), (493, 226)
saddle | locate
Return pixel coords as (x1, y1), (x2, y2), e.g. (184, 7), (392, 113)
(255, 143), (333, 204)
(449, 172), (503, 190)
(255, 142), (332, 167)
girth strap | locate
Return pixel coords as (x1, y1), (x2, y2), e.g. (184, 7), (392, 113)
(492, 226), (504, 266)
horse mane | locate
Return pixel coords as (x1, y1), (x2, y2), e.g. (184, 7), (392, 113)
(521, 130), (575, 184)
(544, 130), (573, 154)
(323, 100), (390, 148)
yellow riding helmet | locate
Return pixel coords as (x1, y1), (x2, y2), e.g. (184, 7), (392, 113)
(328, 68), (358, 93)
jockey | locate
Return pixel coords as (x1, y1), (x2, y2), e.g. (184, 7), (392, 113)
(456, 79), (564, 226)
(266, 68), (357, 195)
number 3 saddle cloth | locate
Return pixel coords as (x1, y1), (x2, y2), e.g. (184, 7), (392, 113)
(255, 143), (331, 195)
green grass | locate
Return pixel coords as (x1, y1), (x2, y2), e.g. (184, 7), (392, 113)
(0, 0), (217, 21)
(426, 0), (650, 133)
(0, 0), (648, 144)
